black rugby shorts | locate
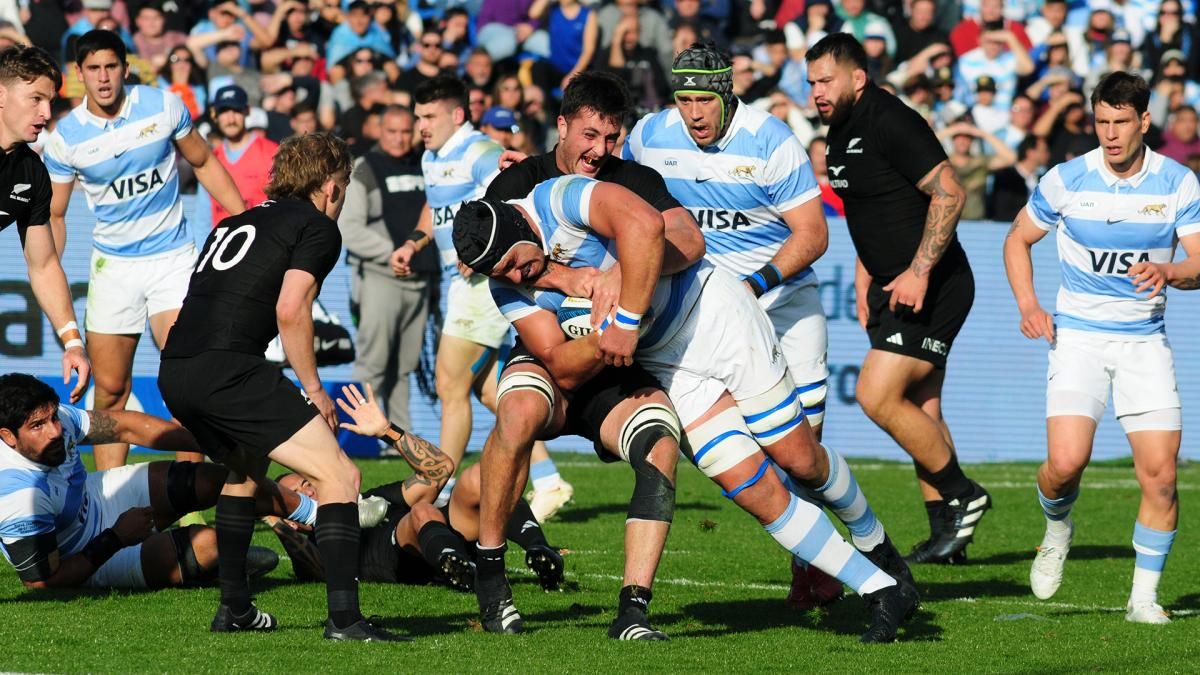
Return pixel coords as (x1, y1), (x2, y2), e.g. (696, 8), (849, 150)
(865, 259), (974, 369)
(159, 351), (319, 462)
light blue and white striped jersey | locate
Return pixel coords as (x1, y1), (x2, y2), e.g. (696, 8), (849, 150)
(0, 405), (96, 561)
(422, 122), (503, 274)
(489, 175), (710, 352)
(622, 102), (821, 290)
(43, 86), (194, 258)
(1025, 147), (1200, 337)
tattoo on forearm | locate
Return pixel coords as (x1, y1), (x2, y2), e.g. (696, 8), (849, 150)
(85, 411), (119, 445)
(913, 162), (964, 277)
(392, 432), (453, 484)
(1173, 273), (1200, 290)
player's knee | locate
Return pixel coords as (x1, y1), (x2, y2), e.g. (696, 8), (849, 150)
(171, 525), (217, 586)
(771, 435), (823, 483)
(621, 404), (681, 523)
(855, 379), (890, 419)
(738, 376), (806, 447)
(496, 370), (554, 430)
(409, 502), (444, 529)
(165, 461), (204, 514)
(721, 459), (780, 522)
(91, 372), (132, 405)
(1044, 452), (1087, 485)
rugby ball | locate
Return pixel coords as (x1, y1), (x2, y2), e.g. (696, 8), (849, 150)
(557, 296), (596, 340)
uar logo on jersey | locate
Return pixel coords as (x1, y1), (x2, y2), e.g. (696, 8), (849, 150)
(1090, 249), (1151, 275)
(109, 166), (165, 201)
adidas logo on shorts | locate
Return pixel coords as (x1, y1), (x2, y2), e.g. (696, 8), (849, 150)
(886, 332), (904, 346)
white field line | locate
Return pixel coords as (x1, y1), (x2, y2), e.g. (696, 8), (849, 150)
(547, 460), (1198, 490)
(517, 568), (1200, 616)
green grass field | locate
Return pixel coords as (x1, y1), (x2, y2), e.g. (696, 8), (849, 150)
(2, 455), (1196, 673)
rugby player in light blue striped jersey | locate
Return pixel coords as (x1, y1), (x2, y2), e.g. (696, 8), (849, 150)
(43, 30), (244, 471)
(1005, 71), (1200, 624)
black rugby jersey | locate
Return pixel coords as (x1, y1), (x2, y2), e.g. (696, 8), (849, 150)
(485, 147), (681, 212)
(163, 198), (342, 358)
(825, 84), (966, 281)
(0, 144), (52, 234)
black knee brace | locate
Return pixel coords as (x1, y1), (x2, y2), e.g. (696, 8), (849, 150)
(625, 426), (677, 524)
(170, 525), (214, 586)
(166, 461), (201, 515)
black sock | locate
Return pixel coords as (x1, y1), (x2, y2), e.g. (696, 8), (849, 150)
(417, 521), (468, 569)
(315, 503), (362, 630)
(215, 495), (256, 614)
(505, 499), (549, 550)
(475, 542), (509, 604)
(925, 455), (972, 501)
(619, 585), (652, 616)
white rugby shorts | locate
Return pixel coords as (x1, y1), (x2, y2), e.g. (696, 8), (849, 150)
(442, 274), (510, 349)
(638, 268), (790, 427)
(759, 282), (829, 388)
(83, 463), (152, 589)
(1046, 329), (1181, 420)
(85, 244), (196, 335)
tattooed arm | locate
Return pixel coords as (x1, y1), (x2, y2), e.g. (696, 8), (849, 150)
(81, 410), (202, 454)
(882, 160), (966, 314)
(335, 383), (456, 506)
(1128, 231), (1200, 293)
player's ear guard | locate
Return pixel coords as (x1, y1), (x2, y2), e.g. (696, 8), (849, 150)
(452, 198), (541, 275)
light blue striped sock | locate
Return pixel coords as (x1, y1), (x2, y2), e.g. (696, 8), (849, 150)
(1131, 522), (1175, 604)
(287, 493), (317, 526)
(811, 444), (885, 551)
(530, 458), (561, 492)
(1036, 485), (1077, 543)
(764, 493), (894, 596)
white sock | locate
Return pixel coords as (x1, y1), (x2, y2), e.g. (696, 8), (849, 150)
(1043, 516), (1073, 547)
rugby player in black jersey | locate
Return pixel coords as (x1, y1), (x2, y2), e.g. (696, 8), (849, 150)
(465, 72), (704, 640)
(158, 133), (406, 642)
(0, 45), (89, 402)
(806, 34), (991, 564)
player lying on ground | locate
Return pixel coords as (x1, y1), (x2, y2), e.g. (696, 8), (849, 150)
(454, 176), (919, 643)
(0, 373), (316, 590)
(268, 385), (563, 593)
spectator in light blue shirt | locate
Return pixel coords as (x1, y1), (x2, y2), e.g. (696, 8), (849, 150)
(325, 0), (397, 67)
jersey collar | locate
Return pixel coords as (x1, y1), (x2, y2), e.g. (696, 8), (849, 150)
(0, 441), (54, 473)
(75, 85), (139, 129)
(433, 122), (477, 158)
(1089, 144), (1160, 189)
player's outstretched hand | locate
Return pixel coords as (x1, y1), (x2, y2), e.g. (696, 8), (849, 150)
(499, 149), (528, 170)
(598, 324), (637, 367)
(882, 268), (929, 314)
(336, 383), (389, 437)
(1128, 260), (1169, 299)
(62, 346), (90, 404)
(112, 506), (156, 546)
(1018, 301), (1055, 343)
(590, 264), (621, 330)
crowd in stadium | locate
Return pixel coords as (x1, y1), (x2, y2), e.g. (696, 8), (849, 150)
(1, 0), (1198, 646)
(5, 0), (1199, 215)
